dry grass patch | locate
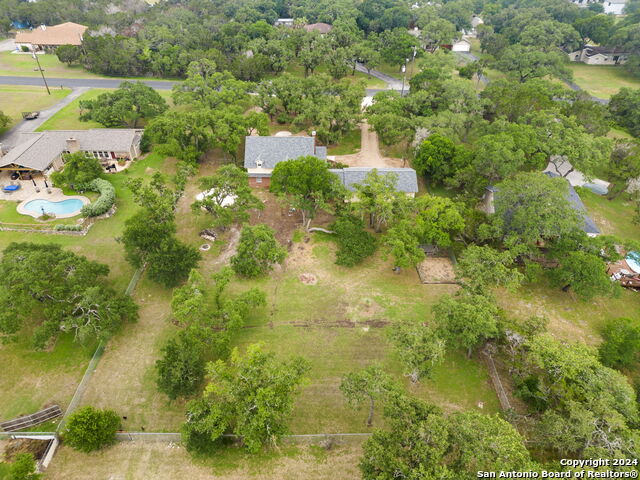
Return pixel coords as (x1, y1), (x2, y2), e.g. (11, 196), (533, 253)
(45, 442), (363, 480)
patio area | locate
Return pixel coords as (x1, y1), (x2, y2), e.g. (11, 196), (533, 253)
(0, 172), (51, 201)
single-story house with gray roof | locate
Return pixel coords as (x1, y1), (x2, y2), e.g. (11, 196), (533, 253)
(244, 135), (327, 187)
(330, 167), (419, 197)
(0, 129), (143, 175)
(481, 172), (600, 237)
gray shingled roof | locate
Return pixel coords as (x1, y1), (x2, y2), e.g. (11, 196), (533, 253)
(244, 136), (326, 169)
(0, 129), (142, 171)
(329, 167), (419, 193)
(543, 171), (600, 235)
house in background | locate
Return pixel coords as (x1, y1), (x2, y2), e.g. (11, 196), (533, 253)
(330, 167), (419, 198)
(451, 39), (471, 52)
(244, 135), (327, 187)
(14, 22), (88, 52)
(243, 135), (419, 195)
(0, 129), (143, 177)
(569, 0), (627, 14)
(274, 18), (295, 27)
(568, 46), (628, 65)
(481, 171), (601, 237)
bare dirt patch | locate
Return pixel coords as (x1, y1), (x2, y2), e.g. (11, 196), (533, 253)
(416, 256), (456, 284)
(334, 121), (404, 168)
(249, 191), (309, 244)
(299, 273), (317, 285)
(2, 438), (50, 462)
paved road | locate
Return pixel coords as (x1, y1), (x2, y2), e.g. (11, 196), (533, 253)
(0, 86), (90, 148)
(0, 75), (391, 97)
(0, 75), (178, 90)
(355, 62), (406, 91)
(0, 39), (15, 52)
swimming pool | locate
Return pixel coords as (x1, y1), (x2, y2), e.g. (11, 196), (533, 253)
(23, 199), (84, 216)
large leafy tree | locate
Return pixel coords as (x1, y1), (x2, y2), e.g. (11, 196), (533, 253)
(359, 392), (534, 479)
(270, 156), (344, 230)
(433, 292), (500, 357)
(495, 45), (571, 82)
(489, 172), (582, 248)
(156, 330), (206, 400)
(353, 169), (409, 232)
(80, 81), (168, 128)
(183, 343), (310, 453)
(609, 88), (640, 137)
(549, 250), (618, 300)
(192, 165), (263, 228)
(172, 59), (252, 109)
(456, 245), (524, 294)
(388, 320), (445, 383)
(340, 365), (397, 427)
(231, 224), (286, 277)
(599, 317), (640, 369)
(412, 134), (457, 183)
(50, 152), (103, 188)
(0, 243), (138, 349)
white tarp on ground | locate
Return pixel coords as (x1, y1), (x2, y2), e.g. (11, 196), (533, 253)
(544, 158), (610, 194)
(195, 189), (237, 206)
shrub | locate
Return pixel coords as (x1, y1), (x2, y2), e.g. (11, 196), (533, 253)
(80, 178), (115, 217)
(231, 224), (286, 277)
(331, 215), (377, 267)
(54, 224), (83, 231)
(63, 406), (120, 452)
(8, 453), (41, 480)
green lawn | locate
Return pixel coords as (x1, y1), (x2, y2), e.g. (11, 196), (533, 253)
(567, 63), (640, 99)
(375, 60), (418, 81)
(0, 52), (174, 81)
(36, 88), (174, 131)
(0, 85), (70, 134)
(578, 188), (640, 243)
(327, 128), (361, 155)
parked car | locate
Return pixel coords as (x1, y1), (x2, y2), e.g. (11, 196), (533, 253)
(22, 111), (40, 120)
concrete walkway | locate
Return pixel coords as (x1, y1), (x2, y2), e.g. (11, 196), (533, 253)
(0, 86), (89, 148)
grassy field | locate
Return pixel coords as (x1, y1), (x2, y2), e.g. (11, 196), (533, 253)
(0, 52), (105, 79)
(327, 128), (361, 155)
(44, 443), (363, 480)
(567, 63), (640, 99)
(36, 88), (174, 131)
(578, 188), (640, 243)
(0, 85), (69, 134)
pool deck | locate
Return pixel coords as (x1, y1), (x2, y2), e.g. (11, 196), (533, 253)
(16, 191), (90, 219)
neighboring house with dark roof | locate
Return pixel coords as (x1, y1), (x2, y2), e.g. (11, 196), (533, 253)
(244, 135), (327, 187)
(481, 172), (600, 237)
(14, 22), (88, 52)
(0, 129), (143, 176)
(568, 46), (628, 65)
(303, 23), (333, 34)
(330, 167), (419, 197)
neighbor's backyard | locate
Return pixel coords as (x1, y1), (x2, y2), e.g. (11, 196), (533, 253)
(567, 63), (640, 99)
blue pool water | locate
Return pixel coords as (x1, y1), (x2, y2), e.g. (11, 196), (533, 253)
(24, 199), (84, 215)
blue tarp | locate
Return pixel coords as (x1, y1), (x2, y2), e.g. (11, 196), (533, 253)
(3, 185), (20, 192)
(626, 252), (640, 274)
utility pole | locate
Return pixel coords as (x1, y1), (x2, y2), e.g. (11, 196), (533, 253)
(409, 45), (417, 78)
(400, 59), (407, 96)
(32, 52), (50, 95)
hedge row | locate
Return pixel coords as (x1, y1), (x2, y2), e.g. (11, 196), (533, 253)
(54, 224), (83, 231)
(80, 178), (116, 217)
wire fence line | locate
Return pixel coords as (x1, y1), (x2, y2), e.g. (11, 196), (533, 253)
(114, 432), (372, 445)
